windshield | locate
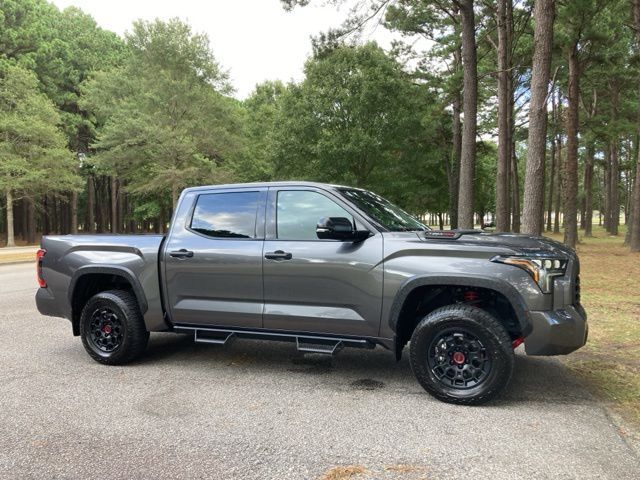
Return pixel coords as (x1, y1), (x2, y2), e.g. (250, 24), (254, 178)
(338, 188), (429, 232)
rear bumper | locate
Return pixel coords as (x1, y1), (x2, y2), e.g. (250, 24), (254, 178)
(524, 304), (588, 356)
(36, 287), (67, 319)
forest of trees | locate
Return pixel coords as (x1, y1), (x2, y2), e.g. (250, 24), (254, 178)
(1, 0), (640, 251)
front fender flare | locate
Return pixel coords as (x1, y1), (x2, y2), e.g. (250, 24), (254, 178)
(388, 274), (532, 335)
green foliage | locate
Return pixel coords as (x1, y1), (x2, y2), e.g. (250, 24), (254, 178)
(475, 142), (497, 215)
(1, 0), (126, 151)
(82, 18), (244, 208)
(238, 80), (287, 181)
(0, 61), (79, 197)
(268, 43), (450, 213)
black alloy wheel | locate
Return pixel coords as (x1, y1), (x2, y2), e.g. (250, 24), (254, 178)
(80, 290), (149, 365)
(88, 307), (125, 353)
(428, 327), (491, 389)
(409, 305), (515, 405)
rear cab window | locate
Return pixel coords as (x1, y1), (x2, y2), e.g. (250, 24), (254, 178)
(190, 191), (260, 239)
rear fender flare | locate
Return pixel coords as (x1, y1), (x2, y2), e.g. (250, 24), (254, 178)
(68, 265), (149, 315)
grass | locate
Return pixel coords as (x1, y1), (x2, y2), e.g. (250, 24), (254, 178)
(545, 226), (640, 428)
(0, 251), (36, 265)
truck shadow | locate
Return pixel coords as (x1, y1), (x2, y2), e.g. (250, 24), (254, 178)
(143, 332), (594, 406)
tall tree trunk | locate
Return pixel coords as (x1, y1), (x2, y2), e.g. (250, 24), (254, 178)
(117, 183), (124, 233)
(100, 179), (109, 233)
(5, 190), (15, 247)
(608, 83), (620, 235)
(563, 42), (580, 248)
(511, 147), (521, 232)
(449, 44), (462, 230)
(87, 175), (96, 233)
(630, 0), (640, 251)
(546, 139), (556, 232)
(608, 140), (619, 235)
(583, 145), (595, 237)
(42, 196), (50, 235)
(71, 191), (78, 234)
(603, 147), (611, 232)
(26, 197), (36, 244)
(172, 182), (179, 211)
(495, 0), (511, 232)
(631, 146), (640, 250)
(554, 95), (563, 233)
(457, 0), (478, 229)
(51, 197), (58, 234)
(522, 0), (555, 236)
(17, 199), (26, 241)
(110, 176), (118, 234)
(546, 90), (557, 231)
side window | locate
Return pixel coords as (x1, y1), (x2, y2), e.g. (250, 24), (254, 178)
(277, 190), (353, 240)
(190, 191), (260, 239)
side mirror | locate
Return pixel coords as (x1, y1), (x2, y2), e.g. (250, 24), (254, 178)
(316, 217), (371, 242)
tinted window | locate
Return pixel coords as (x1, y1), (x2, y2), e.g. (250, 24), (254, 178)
(277, 190), (352, 240)
(191, 192), (260, 239)
(338, 188), (427, 232)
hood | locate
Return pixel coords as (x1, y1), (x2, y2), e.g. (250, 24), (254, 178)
(417, 230), (575, 258)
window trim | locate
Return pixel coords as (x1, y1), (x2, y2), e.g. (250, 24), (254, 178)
(186, 189), (266, 241)
(265, 186), (376, 242)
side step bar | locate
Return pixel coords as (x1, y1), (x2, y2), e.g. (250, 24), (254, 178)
(296, 338), (344, 355)
(194, 330), (236, 346)
(174, 324), (374, 356)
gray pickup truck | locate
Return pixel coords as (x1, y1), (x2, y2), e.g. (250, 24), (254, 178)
(36, 182), (588, 404)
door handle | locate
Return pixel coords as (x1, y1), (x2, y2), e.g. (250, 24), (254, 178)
(170, 249), (194, 259)
(265, 250), (292, 260)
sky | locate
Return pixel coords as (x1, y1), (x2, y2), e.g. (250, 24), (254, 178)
(50, 0), (399, 99)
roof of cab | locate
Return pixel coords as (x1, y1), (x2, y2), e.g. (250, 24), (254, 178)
(182, 181), (353, 193)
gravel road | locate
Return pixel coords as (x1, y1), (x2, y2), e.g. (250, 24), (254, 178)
(1, 262), (638, 480)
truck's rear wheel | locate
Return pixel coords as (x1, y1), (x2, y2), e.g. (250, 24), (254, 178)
(409, 305), (514, 405)
(80, 290), (149, 365)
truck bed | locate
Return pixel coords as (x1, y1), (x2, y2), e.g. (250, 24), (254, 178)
(37, 234), (168, 332)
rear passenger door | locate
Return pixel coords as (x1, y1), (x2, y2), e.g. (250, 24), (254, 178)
(262, 187), (384, 337)
(164, 188), (266, 328)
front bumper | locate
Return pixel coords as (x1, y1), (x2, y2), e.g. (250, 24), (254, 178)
(524, 304), (588, 355)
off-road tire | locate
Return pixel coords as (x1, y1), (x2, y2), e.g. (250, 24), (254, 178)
(409, 305), (514, 405)
(80, 289), (149, 365)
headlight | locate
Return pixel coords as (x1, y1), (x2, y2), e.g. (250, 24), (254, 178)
(491, 255), (567, 293)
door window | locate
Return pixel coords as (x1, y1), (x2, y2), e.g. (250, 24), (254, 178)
(276, 190), (352, 240)
(190, 191), (260, 239)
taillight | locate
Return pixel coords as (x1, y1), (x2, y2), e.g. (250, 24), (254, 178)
(36, 249), (46, 288)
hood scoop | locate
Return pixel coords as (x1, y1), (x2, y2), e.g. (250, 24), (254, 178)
(423, 229), (482, 240)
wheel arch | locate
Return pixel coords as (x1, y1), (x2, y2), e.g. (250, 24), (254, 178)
(69, 266), (148, 336)
(389, 275), (532, 358)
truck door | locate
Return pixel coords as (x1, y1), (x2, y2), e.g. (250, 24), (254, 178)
(163, 187), (266, 328)
(262, 187), (384, 337)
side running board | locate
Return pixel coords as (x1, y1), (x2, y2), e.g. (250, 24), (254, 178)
(174, 324), (374, 356)
(296, 338), (344, 355)
(194, 330), (236, 346)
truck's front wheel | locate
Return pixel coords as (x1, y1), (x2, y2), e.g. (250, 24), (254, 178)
(80, 290), (149, 365)
(409, 305), (514, 405)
